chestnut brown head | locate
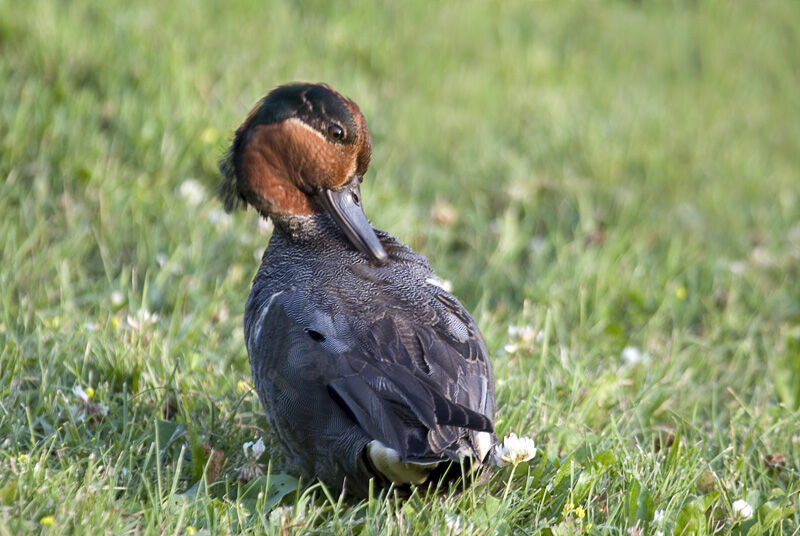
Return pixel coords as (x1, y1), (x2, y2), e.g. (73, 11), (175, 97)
(220, 83), (386, 263)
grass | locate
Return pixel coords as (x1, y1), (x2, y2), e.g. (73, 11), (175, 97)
(1, 0), (799, 534)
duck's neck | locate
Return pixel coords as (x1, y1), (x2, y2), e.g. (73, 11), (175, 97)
(270, 211), (344, 243)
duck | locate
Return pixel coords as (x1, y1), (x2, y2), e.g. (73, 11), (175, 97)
(219, 83), (496, 497)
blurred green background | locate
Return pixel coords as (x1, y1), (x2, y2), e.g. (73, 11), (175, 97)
(1, 1), (799, 534)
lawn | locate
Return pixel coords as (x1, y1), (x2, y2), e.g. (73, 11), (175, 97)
(1, 0), (799, 534)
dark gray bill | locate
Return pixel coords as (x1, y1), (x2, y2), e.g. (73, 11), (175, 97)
(320, 177), (388, 265)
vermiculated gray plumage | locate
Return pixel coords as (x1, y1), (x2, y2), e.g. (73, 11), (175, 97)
(245, 213), (496, 497)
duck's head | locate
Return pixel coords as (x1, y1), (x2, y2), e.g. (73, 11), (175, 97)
(220, 83), (386, 264)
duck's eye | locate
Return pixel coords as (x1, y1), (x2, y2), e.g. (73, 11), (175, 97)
(327, 123), (344, 141)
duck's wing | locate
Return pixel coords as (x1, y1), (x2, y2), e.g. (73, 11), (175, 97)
(328, 312), (495, 461)
(247, 286), (495, 468)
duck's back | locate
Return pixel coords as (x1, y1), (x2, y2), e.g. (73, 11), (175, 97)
(244, 219), (496, 495)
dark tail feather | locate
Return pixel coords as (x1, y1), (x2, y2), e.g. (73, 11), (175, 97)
(430, 390), (493, 432)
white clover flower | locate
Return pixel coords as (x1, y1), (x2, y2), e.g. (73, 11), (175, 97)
(505, 324), (538, 354)
(444, 513), (474, 533)
(208, 208), (232, 230)
(252, 438), (266, 458)
(494, 433), (536, 466)
(508, 324), (537, 343)
(788, 221), (800, 246)
(243, 437), (266, 459)
(504, 324), (538, 356)
(732, 499), (753, 520)
(621, 346), (649, 366)
(728, 261), (746, 275)
(126, 309), (158, 330)
(110, 290), (125, 307)
(239, 437), (267, 483)
(654, 531), (664, 536)
(269, 506), (294, 526)
(238, 462), (263, 483)
(653, 509), (665, 523)
(519, 326), (537, 344)
(70, 384), (109, 422)
(750, 246), (774, 267)
(529, 236), (547, 254)
(73, 385), (90, 403)
(179, 179), (205, 205)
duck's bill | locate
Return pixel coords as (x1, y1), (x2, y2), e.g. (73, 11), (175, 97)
(320, 178), (388, 265)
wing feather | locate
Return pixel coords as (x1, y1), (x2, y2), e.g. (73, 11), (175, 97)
(257, 287), (495, 466)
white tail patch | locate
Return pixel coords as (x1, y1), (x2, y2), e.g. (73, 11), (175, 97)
(474, 431), (493, 462)
(367, 440), (440, 485)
